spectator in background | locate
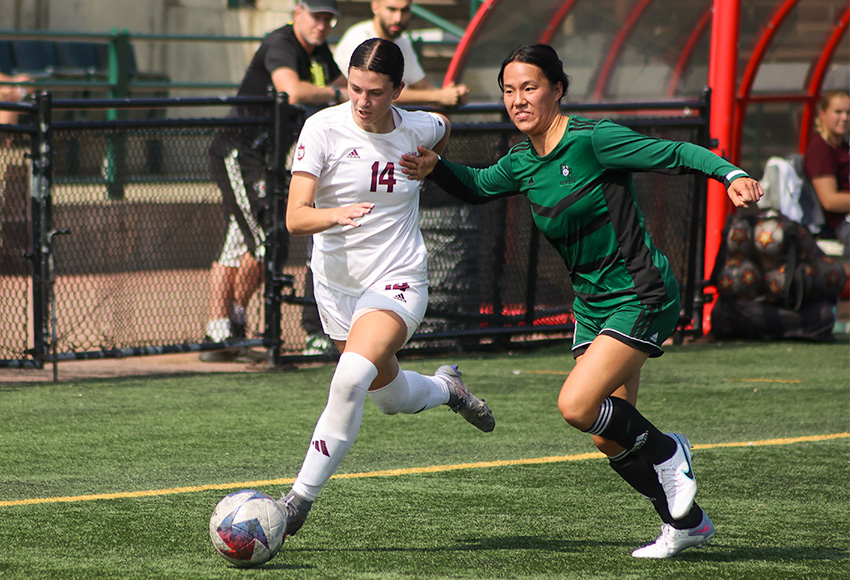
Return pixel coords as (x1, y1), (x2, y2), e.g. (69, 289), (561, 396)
(0, 73), (33, 125)
(202, 0), (348, 361)
(333, 0), (469, 107)
(804, 89), (850, 254)
(0, 73), (33, 273)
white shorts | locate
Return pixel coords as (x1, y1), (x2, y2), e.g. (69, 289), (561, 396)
(312, 276), (428, 343)
(218, 216), (266, 267)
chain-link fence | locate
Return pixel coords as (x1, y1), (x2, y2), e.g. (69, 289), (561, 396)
(0, 120), (31, 365)
(0, 93), (710, 368)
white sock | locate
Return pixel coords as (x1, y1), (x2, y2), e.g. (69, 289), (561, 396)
(206, 318), (230, 342)
(369, 369), (450, 415)
(291, 352), (377, 501)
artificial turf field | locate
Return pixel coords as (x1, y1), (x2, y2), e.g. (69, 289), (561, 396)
(1, 338), (847, 579)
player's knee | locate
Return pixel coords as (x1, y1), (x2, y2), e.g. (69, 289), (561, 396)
(328, 352), (378, 403)
(367, 372), (408, 415)
(557, 390), (594, 431)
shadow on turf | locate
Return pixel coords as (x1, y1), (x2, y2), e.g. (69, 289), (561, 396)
(674, 545), (849, 563)
(251, 536), (627, 571)
(249, 536), (849, 570)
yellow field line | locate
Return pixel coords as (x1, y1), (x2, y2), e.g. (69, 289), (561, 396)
(2, 433), (847, 508)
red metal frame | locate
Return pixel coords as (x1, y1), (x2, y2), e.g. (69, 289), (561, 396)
(704, 0), (740, 331)
(443, 0), (500, 86)
(445, 0), (582, 86)
(593, 0), (655, 100)
(666, 7), (712, 97)
(539, 0), (581, 45)
(731, 0), (800, 164)
(799, 5), (850, 153)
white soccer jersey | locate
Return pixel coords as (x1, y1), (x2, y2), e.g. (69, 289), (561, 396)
(333, 20), (427, 86)
(291, 103), (446, 296)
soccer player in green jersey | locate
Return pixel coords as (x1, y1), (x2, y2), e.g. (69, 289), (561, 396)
(400, 43), (763, 558)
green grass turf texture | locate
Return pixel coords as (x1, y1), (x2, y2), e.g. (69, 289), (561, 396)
(0, 339), (847, 579)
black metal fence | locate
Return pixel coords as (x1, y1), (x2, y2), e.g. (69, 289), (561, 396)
(0, 92), (711, 369)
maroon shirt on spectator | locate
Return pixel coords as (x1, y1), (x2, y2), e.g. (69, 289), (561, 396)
(803, 133), (850, 233)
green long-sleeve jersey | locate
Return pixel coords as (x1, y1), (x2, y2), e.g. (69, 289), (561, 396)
(430, 116), (749, 312)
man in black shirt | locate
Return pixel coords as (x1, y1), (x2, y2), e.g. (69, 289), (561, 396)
(203, 0), (347, 360)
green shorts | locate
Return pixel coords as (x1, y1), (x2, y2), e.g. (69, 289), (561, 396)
(571, 297), (680, 359)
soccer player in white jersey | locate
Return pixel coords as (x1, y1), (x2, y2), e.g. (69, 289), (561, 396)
(276, 38), (495, 537)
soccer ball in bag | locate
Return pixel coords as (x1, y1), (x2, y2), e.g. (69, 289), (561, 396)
(209, 489), (286, 567)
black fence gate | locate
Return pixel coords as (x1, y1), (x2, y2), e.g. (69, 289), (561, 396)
(0, 92), (711, 369)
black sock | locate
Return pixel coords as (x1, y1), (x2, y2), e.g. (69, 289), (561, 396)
(586, 397), (676, 464)
(609, 450), (673, 523)
(609, 451), (703, 529)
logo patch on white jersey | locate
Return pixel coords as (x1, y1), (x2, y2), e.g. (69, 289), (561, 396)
(347, 149), (360, 159)
(296, 143), (306, 160)
(393, 293), (407, 303)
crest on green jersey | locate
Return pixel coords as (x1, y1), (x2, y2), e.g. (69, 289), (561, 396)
(558, 163), (576, 187)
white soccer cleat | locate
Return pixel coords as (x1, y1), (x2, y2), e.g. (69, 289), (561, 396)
(632, 510), (715, 558)
(653, 433), (697, 520)
(437, 364), (495, 432)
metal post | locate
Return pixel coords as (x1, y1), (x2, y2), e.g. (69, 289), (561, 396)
(524, 228), (540, 329)
(28, 91), (53, 369)
(689, 87), (713, 337)
(704, 0), (740, 332)
(105, 29), (132, 200)
(47, 227), (71, 382)
(263, 92), (294, 366)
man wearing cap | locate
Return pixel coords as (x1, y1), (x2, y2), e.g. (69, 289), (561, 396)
(202, 0), (347, 361)
(333, 0), (469, 106)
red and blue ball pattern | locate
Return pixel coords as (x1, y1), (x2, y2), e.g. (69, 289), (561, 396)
(209, 489), (286, 567)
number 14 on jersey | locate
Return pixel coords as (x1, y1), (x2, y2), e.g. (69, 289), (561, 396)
(370, 161), (396, 193)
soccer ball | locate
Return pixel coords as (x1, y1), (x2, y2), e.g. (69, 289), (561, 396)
(209, 489), (286, 567)
(725, 219), (754, 258)
(753, 216), (786, 268)
(717, 258), (763, 300)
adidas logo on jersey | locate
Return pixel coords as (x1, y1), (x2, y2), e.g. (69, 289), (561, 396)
(393, 293), (407, 302)
(347, 149), (360, 159)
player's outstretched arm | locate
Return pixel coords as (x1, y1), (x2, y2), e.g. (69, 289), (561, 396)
(726, 177), (764, 208)
(400, 113), (450, 179)
(400, 145), (440, 181)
